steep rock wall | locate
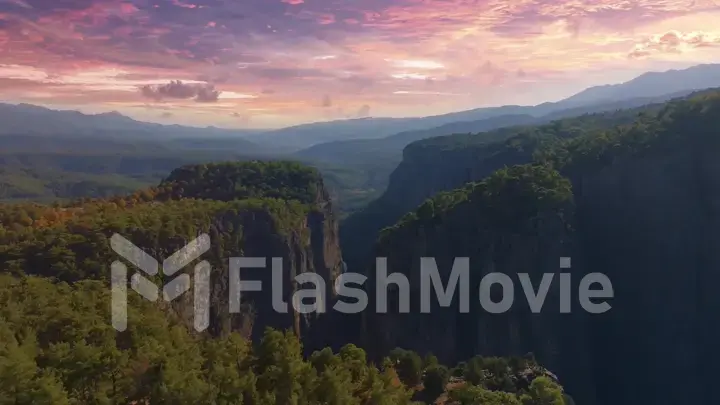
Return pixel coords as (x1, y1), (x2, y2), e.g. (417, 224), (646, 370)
(358, 93), (720, 405)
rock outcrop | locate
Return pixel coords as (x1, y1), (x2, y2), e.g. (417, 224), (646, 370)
(0, 161), (344, 349)
(146, 162), (345, 345)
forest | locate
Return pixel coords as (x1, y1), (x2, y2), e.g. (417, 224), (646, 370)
(0, 273), (568, 404)
(0, 137), (382, 219)
(0, 160), (569, 404)
(3, 87), (720, 404)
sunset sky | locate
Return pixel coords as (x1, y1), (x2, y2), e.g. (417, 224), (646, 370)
(2, 0), (720, 129)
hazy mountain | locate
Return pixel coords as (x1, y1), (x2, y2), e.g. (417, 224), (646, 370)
(249, 63), (720, 151)
(6, 64), (720, 155)
(560, 63), (720, 106)
(243, 111), (534, 151)
(0, 103), (266, 138)
(242, 117), (424, 150)
(293, 114), (538, 165)
(293, 89), (700, 166)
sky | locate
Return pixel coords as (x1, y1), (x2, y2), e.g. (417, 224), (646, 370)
(2, 0), (720, 129)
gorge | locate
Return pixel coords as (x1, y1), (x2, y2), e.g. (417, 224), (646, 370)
(3, 88), (720, 405)
(346, 89), (720, 405)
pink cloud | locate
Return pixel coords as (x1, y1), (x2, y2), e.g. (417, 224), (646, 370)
(629, 30), (720, 58)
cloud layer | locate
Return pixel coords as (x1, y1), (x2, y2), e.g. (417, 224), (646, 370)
(630, 30), (720, 58)
(2, 0), (720, 127)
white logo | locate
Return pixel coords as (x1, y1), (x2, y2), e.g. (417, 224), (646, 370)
(110, 233), (211, 332)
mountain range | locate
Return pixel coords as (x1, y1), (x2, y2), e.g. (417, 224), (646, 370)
(291, 89), (700, 166)
(256, 63), (720, 151)
(0, 102), (276, 156)
(5, 63), (720, 157)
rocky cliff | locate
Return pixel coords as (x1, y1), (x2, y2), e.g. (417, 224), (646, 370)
(562, 105), (720, 404)
(339, 101), (665, 272)
(157, 162), (344, 343)
(0, 161), (344, 347)
(358, 90), (720, 405)
(363, 165), (596, 403)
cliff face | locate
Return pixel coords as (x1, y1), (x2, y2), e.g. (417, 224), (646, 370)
(568, 128), (720, 405)
(339, 133), (532, 272)
(151, 162), (344, 343)
(148, 164), (345, 346)
(171, 182), (344, 345)
(0, 161), (344, 348)
(360, 92), (720, 405)
(339, 104), (654, 272)
(363, 166), (597, 404)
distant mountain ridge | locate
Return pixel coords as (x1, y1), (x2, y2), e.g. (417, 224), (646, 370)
(0, 102), (268, 139)
(242, 107), (536, 150)
(249, 63), (720, 150)
(5, 63), (720, 154)
(561, 63), (720, 106)
(292, 88), (702, 166)
(292, 114), (538, 165)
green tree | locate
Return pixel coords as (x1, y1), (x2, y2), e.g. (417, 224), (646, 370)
(422, 365), (449, 402)
(203, 333), (258, 405)
(463, 356), (486, 386)
(338, 344), (369, 386)
(451, 361), (466, 377)
(312, 366), (360, 405)
(360, 364), (413, 405)
(423, 353), (439, 369)
(255, 328), (313, 405)
(389, 348), (423, 387)
(519, 376), (565, 405)
(449, 385), (521, 405)
(310, 347), (340, 373)
(0, 328), (70, 405)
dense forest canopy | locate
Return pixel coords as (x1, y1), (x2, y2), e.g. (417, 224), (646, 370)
(0, 160), (569, 404)
(157, 161), (323, 204)
(0, 273), (569, 404)
(4, 89), (716, 405)
(0, 148), (381, 219)
(0, 161), (326, 284)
